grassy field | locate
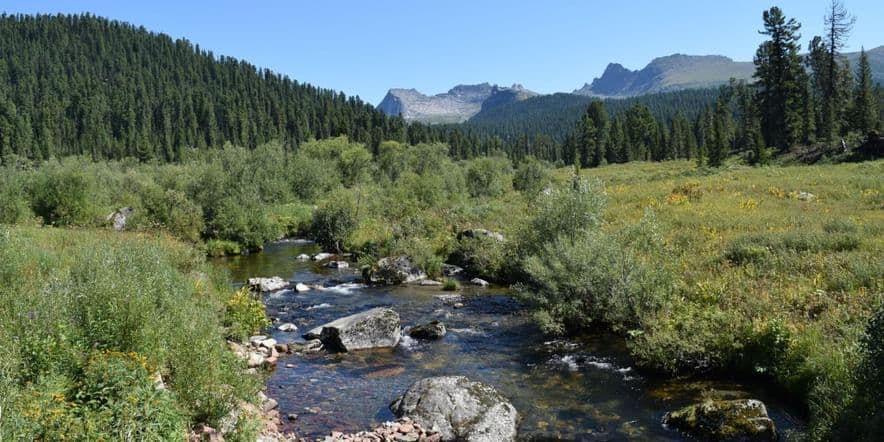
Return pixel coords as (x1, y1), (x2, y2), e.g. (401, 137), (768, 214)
(575, 160), (882, 438)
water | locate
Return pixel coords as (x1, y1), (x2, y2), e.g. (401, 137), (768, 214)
(216, 240), (806, 441)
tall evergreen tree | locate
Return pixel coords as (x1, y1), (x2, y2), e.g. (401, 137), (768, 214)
(754, 7), (805, 151)
(852, 48), (880, 134)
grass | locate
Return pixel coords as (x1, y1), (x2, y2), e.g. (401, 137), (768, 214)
(0, 226), (265, 440)
(574, 160), (883, 438)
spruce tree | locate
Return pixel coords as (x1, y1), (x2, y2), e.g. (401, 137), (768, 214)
(754, 7), (804, 151)
(852, 48), (879, 135)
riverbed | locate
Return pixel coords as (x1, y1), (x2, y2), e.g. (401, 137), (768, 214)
(216, 239), (805, 441)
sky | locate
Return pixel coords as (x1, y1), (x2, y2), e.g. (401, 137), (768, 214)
(3, 1), (883, 105)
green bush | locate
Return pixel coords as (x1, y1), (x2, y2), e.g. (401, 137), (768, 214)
(207, 195), (278, 250)
(143, 188), (205, 242)
(0, 169), (33, 224)
(206, 239), (242, 257)
(465, 156), (512, 198)
(310, 190), (358, 252)
(833, 302), (884, 440)
(513, 156), (551, 196)
(289, 152), (342, 201)
(225, 286), (271, 342)
(443, 279), (460, 291)
(31, 165), (97, 225)
(449, 235), (509, 281)
(519, 177), (606, 257)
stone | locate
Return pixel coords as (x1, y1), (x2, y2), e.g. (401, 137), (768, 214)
(441, 264), (465, 277)
(419, 280), (444, 286)
(470, 278), (490, 287)
(371, 256), (427, 285)
(262, 398), (279, 413)
(459, 228), (505, 242)
(278, 323), (298, 332)
(259, 338), (277, 349)
(249, 335), (268, 346)
(294, 283), (311, 292)
(106, 207), (135, 231)
(390, 376), (518, 442)
(453, 302), (464, 309)
(662, 399), (777, 441)
(408, 321), (447, 340)
(248, 277), (288, 292)
(328, 260), (349, 269)
(303, 308), (401, 351)
(247, 352), (265, 368)
(274, 343), (289, 354)
(796, 191), (816, 201)
(313, 252), (334, 261)
(296, 253), (311, 260)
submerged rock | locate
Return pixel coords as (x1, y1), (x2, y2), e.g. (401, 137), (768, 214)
(327, 260), (349, 269)
(390, 376), (518, 442)
(371, 256), (427, 285)
(248, 277), (288, 292)
(304, 307), (401, 351)
(313, 252), (334, 261)
(409, 320), (447, 340)
(662, 399), (777, 441)
(295, 253), (311, 261)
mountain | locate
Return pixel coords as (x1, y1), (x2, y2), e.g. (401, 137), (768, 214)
(0, 14), (407, 162)
(573, 54), (755, 97)
(377, 83), (538, 124)
(844, 45), (884, 85)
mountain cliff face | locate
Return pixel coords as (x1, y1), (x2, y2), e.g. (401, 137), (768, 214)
(574, 54), (755, 97)
(377, 83), (537, 124)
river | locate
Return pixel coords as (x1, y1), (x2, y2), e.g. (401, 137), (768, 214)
(216, 239), (805, 441)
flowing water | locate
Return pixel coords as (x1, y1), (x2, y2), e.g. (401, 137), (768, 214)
(217, 240), (805, 441)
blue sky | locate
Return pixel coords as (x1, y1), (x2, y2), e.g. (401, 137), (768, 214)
(3, 1), (883, 104)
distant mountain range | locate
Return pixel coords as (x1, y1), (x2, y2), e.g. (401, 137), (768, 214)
(378, 46), (884, 124)
(377, 83), (538, 124)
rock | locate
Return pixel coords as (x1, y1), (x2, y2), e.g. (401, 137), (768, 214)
(294, 282), (311, 292)
(419, 280), (444, 286)
(307, 308), (402, 352)
(247, 352), (265, 368)
(278, 323), (298, 332)
(662, 399), (777, 441)
(409, 321), (447, 340)
(295, 253), (311, 261)
(286, 413), (298, 421)
(390, 376), (518, 442)
(274, 343), (289, 354)
(249, 335), (268, 346)
(259, 338), (277, 350)
(288, 339), (324, 353)
(796, 191), (816, 201)
(453, 302), (465, 309)
(106, 207), (134, 231)
(313, 252), (334, 261)
(459, 228), (505, 242)
(470, 278), (490, 287)
(372, 256), (427, 285)
(442, 264), (465, 277)
(328, 261), (349, 269)
(262, 398), (279, 413)
(248, 277), (288, 292)
(191, 424), (223, 442)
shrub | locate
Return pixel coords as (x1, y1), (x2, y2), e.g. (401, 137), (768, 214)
(0, 170), (33, 224)
(205, 239), (242, 257)
(449, 235), (509, 281)
(833, 302), (884, 440)
(143, 188), (204, 242)
(289, 152), (341, 201)
(443, 279), (460, 291)
(207, 195), (278, 250)
(465, 156), (512, 198)
(310, 190), (358, 252)
(31, 165), (97, 225)
(519, 177), (606, 257)
(513, 156), (551, 196)
(225, 286), (271, 343)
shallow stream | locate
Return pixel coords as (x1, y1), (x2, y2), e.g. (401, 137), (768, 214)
(216, 240), (805, 441)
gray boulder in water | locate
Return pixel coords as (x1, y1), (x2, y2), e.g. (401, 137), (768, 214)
(305, 307), (401, 351)
(408, 320), (447, 340)
(247, 276), (288, 292)
(390, 376), (518, 442)
(370, 256), (427, 285)
(662, 399), (777, 441)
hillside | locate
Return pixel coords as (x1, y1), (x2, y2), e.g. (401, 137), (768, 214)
(465, 89), (720, 144)
(377, 83), (538, 124)
(0, 13), (406, 162)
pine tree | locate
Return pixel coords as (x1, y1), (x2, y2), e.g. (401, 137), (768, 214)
(754, 7), (805, 151)
(852, 48), (880, 134)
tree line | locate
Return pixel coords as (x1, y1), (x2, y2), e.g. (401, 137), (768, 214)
(567, 2), (882, 169)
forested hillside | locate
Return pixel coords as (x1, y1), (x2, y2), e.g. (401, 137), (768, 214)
(0, 13), (408, 162)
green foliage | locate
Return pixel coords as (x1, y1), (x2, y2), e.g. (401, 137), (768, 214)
(225, 286), (271, 342)
(205, 239), (242, 257)
(0, 227), (260, 438)
(31, 165), (97, 226)
(833, 302), (884, 440)
(512, 156), (551, 196)
(0, 168), (33, 224)
(310, 189), (358, 252)
(449, 235), (509, 281)
(520, 177), (606, 256)
(443, 279), (460, 291)
(142, 188), (204, 242)
(465, 156), (512, 198)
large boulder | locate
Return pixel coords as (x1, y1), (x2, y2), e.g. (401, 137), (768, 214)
(248, 277), (288, 292)
(303, 307), (401, 351)
(371, 256), (427, 285)
(390, 376), (518, 442)
(662, 399), (777, 441)
(106, 207), (134, 231)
